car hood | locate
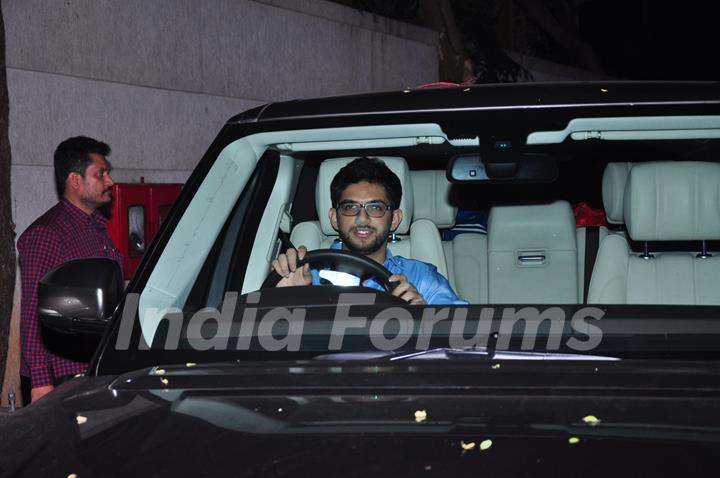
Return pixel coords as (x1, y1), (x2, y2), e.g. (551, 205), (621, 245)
(2, 359), (720, 477)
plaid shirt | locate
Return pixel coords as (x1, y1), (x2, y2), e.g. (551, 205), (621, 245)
(17, 199), (123, 388)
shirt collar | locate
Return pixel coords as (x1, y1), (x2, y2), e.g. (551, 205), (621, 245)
(60, 198), (108, 227)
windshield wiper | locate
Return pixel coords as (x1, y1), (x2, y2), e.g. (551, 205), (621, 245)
(315, 347), (620, 362)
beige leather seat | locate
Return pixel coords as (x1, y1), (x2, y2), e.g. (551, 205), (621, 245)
(409, 172), (583, 304)
(410, 170), (487, 304)
(574, 163), (633, 300)
(487, 201), (579, 303)
(290, 157), (449, 277)
(588, 161), (720, 304)
(601, 162), (633, 227)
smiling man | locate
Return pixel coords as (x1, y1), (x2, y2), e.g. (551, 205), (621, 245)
(17, 136), (124, 403)
(272, 157), (465, 305)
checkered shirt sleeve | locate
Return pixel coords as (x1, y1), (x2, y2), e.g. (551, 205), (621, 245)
(18, 224), (67, 388)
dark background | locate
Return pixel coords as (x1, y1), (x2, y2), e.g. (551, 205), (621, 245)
(332, 0), (720, 82)
(581, 0), (720, 80)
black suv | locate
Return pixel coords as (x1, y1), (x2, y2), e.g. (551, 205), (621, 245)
(4, 82), (720, 477)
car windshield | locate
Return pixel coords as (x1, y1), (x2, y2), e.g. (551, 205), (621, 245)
(96, 84), (720, 375)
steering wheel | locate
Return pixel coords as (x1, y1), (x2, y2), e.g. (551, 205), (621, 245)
(261, 248), (395, 291)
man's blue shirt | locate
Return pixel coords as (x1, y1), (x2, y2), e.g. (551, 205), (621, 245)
(310, 242), (467, 304)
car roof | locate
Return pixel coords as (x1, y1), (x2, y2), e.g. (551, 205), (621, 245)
(229, 81), (720, 124)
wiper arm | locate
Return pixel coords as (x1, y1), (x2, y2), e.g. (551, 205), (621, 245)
(389, 347), (489, 361)
(489, 350), (619, 361)
(389, 348), (618, 361)
(314, 348), (619, 362)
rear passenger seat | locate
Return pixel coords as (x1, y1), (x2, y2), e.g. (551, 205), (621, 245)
(444, 234), (488, 304)
(411, 169), (618, 304)
(488, 201), (579, 303)
(574, 162), (629, 300)
(588, 161), (720, 304)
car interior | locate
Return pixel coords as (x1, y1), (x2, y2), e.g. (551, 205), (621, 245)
(278, 153), (720, 306)
(135, 118), (720, 347)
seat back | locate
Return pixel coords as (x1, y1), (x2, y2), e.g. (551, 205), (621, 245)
(602, 162), (633, 226)
(410, 170), (487, 303)
(574, 163), (631, 301)
(410, 170), (456, 230)
(443, 233), (488, 304)
(488, 201), (579, 303)
(588, 161), (720, 304)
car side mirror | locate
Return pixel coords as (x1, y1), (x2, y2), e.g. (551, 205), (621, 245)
(38, 258), (123, 336)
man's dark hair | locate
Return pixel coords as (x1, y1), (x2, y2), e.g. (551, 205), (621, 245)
(54, 136), (111, 195)
(330, 157), (402, 209)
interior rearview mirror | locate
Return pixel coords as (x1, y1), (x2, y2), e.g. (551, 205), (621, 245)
(448, 153), (558, 183)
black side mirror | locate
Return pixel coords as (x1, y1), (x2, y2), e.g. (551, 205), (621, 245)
(38, 258), (123, 336)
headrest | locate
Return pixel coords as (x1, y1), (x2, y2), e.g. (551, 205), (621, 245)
(411, 170), (456, 229)
(488, 201), (577, 251)
(602, 162), (632, 224)
(624, 161), (720, 241)
(316, 157), (414, 235)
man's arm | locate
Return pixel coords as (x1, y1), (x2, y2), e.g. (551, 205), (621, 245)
(272, 247), (438, 304)
(396, 258), (467, 305)
(18, 226), (65, 399)
(420, 270), (467, 305)
(388, 274), (427, 305)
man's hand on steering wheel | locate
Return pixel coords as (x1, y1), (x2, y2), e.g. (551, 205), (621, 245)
(272, 246), (311, 287)
(388, 274), (427, 305)
(271, 245), (427, 304)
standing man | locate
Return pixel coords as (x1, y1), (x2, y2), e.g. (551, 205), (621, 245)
(17, 136), (123, 402)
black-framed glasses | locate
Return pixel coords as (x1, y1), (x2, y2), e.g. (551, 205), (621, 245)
(337, 201), (390, 218)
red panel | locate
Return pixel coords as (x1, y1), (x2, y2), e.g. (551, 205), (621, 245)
(149, 184), (183, 237)
(107, 183), (182, 280)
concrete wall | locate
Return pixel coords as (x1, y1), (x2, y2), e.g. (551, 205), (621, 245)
(4, 0), (438, 234)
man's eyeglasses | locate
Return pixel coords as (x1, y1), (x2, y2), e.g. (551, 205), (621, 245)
(337, 201), (390, 218)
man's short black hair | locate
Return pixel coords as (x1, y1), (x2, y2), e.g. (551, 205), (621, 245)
(330, 157), (402, 209)
(54, 136), (111, 196)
